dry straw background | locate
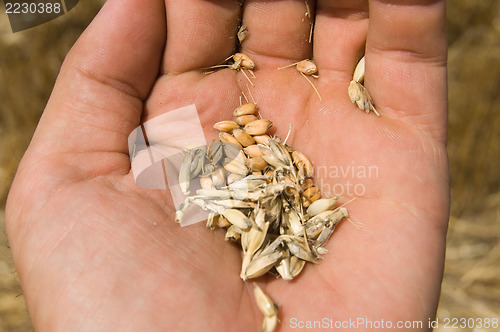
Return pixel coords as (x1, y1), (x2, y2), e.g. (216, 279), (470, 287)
(1, 1), (499, 331)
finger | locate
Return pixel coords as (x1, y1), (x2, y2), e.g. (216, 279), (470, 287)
(366, 0), (447, 138)
(32, 0), (166, 172)
(313, 0), (369, 79)
(240, 0), (314, 68)
(162, 0), (242, 74)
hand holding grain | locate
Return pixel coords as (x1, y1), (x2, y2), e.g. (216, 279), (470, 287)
(6, 0), (448, 331)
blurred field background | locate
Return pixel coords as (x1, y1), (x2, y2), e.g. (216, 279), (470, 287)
(0, 1), (499, 331)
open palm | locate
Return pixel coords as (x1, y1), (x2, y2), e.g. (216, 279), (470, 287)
(6, 0), (449, 331)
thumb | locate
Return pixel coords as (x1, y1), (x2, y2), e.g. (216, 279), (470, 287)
(29, 0), (166, 177)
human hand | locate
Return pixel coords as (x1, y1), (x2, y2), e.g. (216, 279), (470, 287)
(6, 0), (448, 331)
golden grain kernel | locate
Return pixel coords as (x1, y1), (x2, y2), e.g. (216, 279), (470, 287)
(244, 119), (272, 136)
(233, 128), (256, 147)
(217, 216), (231, 228)
(296, 59), (318, 76)
(309, 191), (321, 203)
(246, 157), (268, 171)
(236, 114), (258, 126)
(302, 178), (314, 189)
(211, 167), (226, 188)
(292, 150), (314, 178)
(243, 144), (263, 158)
(253, 135), (271, 146)
(303, 186), (319, 199)
(223, 158), (248, 175)
(214, 120), (239, 132)
(234, 103), (257, 117)
(219, 132), (242, 148)
(233, 53), (255, 70)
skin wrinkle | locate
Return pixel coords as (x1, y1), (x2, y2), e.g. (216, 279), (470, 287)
(66, 44), (160, 105)
(316, 6), (368, 21)
(41, 90), (142, 165)
(365, 63), (446, 136)
(58, 72), (144, 125)
(68, 60), (147, 102)
(368, 45), (448, 65)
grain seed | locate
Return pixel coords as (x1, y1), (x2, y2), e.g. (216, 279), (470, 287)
(233, 53), (255, 70)
(225, 225), (242, 242)
(353, 56), (365, 83)
(244, 251), (282, 279)
(349, 56), (380, 116)
(175, 98), (352, 331)
(243, 144), (263, 158)
(290, 255), (306, 278)
(253, 135), (271, 146)
(276, 250), (293, 280)
(233, 128), (255, 147)
(213, 120), (239, 132)
(236, 114), (258, 126)
(307, 197), (338, 216)
(206, 212), (218, 230)
(348, 80), (380, 116)
(219, 132), (242, 148)
(221, 209), (252, 230)
(254, 284), (278, 317)
(282, 235), (318, 263)
(217, 216), (231, 228)
(296, 59), (318, 76)
(234, 102), (257, 116)
(237, 24), (248, 43)
(223, 152), (248, 175)
(292, 150), (314, 178)
(244, 119), (273, 136)
(211, 167), (226, 189)
(246, 156), (268, 171)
